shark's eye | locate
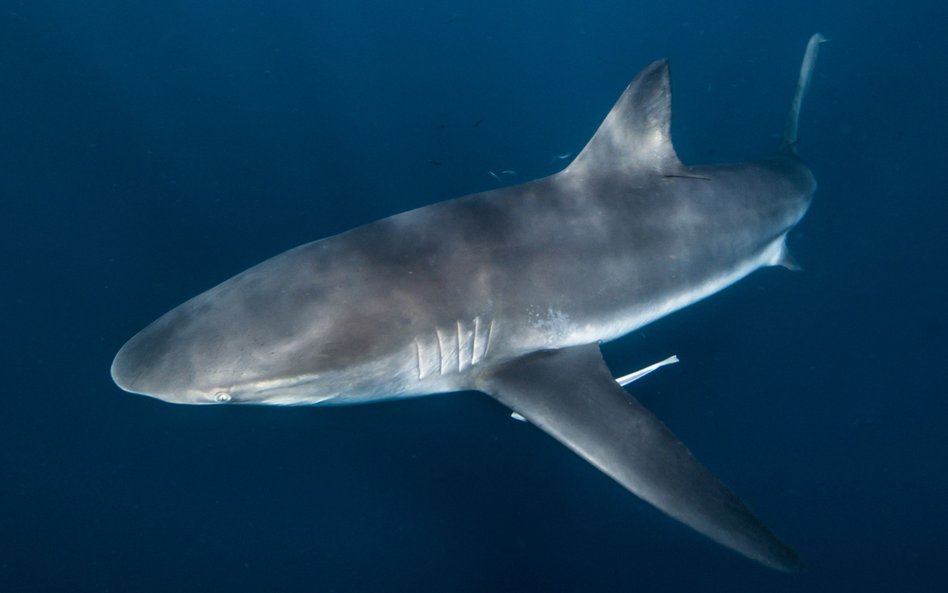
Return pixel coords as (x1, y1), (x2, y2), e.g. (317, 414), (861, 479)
(215, 392), (232, 403)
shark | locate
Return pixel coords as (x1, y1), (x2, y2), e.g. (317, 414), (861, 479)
(112, 34), (826, 571)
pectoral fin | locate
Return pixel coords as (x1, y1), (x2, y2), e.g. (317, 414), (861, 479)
(476, 343), (802, 572)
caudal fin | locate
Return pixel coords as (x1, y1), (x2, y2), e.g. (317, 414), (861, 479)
(782, 33), (828, 154)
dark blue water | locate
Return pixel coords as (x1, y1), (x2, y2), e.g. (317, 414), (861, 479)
(3, 1), (946, 591)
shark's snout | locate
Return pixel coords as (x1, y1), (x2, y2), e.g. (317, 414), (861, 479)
(111, 311), (207, 404)
(110, 340), (141, 394)
(112, 329), (169, 400)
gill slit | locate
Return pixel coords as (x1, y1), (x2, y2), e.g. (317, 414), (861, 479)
(435, 328), (446, 376)
(414, 339), (424, 380)
(471, 316), (481, 365)
(456, 320), (463, 374)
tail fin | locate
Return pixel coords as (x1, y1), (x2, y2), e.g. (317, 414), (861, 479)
(782, 33), (827, 154)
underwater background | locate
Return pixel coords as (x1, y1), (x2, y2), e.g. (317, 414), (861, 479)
(2, 1), (946, 591)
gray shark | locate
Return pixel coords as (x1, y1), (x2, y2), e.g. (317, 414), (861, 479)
(112, 34), (826, 571)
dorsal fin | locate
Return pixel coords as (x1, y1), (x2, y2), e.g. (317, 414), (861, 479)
(565, 60), (687, 178)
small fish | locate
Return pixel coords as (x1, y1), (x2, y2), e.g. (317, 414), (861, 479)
(552, 152), (572, 161)
(488, 170), (504, 184)
(500, 170), (517, 176)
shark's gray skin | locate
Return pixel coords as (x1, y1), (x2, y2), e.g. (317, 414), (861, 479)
(113, 34), (826, 571)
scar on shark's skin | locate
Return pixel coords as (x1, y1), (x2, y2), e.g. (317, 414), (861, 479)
(113, 34), (826, 572)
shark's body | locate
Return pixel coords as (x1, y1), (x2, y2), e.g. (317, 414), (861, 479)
(113, 35), (825, 571)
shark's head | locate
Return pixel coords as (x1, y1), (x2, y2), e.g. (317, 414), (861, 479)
(111, 240), (420, 406)
(110, 288), (334, 406)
